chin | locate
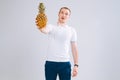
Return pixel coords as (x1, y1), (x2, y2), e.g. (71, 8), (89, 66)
(61, 20), (66, 23)
(59, 19), (66, 23)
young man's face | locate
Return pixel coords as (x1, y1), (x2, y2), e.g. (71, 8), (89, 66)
(58, 8), (70, 23)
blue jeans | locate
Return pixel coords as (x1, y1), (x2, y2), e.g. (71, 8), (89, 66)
(45, 61), (71, 80)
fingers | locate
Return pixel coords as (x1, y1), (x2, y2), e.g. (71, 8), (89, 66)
(72, 67), (78, 77)
(35, 15), (47, 28)
(35, 19), (43, 28)
(72, 71), (78, 77)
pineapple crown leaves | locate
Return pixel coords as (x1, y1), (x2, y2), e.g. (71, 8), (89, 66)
(38, 3), (45, 13)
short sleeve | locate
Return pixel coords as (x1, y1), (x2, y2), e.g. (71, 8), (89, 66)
(46, 24), (53, 34)
(71, 28), (77, 42)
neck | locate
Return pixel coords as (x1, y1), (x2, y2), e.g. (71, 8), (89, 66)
(57, 21), (66, 27)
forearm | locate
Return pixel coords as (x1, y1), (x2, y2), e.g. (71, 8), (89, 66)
(71, 42), (79, 65)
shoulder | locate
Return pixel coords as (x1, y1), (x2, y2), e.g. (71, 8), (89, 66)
(67, 25), (77, 33)
(47, 24), (57, 28)
(47, 24), (54, 27)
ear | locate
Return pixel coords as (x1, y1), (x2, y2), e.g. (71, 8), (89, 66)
(58, 13), (60, 17)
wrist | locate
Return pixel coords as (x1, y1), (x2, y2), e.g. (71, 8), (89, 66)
(74, 64), (79, 67)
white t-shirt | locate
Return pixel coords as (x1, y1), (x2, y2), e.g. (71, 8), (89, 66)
(46, 24), (77, 62)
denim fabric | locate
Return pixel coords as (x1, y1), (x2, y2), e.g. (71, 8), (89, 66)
(45, 61), (71, 80)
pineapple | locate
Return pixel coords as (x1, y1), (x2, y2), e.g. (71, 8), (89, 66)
(36, 3), (47, 29)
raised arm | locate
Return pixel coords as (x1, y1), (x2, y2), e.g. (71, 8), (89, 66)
(36, 24), (50, 34)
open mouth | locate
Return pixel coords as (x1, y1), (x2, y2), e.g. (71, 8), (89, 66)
(61, 17), (65, 20)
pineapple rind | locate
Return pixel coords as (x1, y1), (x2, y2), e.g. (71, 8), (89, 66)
(36, 3), (47, 29)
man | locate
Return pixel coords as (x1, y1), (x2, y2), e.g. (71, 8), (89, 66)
(36, 7), (79, 80)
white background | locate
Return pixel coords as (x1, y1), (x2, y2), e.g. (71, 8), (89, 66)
(0, 0), (120, 80)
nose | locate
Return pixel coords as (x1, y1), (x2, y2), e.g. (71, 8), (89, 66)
(62, 13), (66, 17)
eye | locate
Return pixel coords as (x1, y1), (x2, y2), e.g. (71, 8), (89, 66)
(65, 13), (68, 15)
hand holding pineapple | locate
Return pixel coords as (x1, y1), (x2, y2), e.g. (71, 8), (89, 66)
(36, 3), (47, 29)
